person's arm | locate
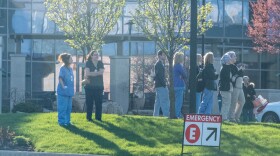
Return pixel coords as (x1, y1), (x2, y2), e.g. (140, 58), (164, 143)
(59, 67), (67, 89)
(85, 67), (99, 77)
(59, 77), (67, 89)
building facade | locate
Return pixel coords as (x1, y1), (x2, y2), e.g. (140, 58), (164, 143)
(0, 0), (280, 112)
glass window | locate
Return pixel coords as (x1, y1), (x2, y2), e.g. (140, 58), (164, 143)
(32, 39), (54, 61)
(0, 0), (7, 8)
(55, 40), (76, 55)
(1, 36), (7, 60)
(143, 41), (156, 55)
(32, 62), (54, 92)
(124, 2), (137, 17)
(102, 43), (116, 56)
(108, 18), (122, 35)
(224, 0), (242, 37)
(205, 0), (223, 37)
(242, 48), (260, 69)
(243, 70), (260, 89)
(261, 70), (279, 89)
(243, 1), (249, 25)
(0, 9), (7, 34)
(32, 7), (55, 34)
(260, 53), (279, 71)
(9, 0), (31, 9)
(10, 9), (31, 33)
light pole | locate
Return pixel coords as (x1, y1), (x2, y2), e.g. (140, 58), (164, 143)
(190, 0), (198, 113)
(126, 19), (134, 111)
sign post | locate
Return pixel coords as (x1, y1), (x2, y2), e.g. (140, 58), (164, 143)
(181, 114), (222, 155)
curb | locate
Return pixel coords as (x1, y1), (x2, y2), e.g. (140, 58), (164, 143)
(0, 150), (104, 156)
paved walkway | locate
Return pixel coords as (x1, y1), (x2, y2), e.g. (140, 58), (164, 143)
(0, 150), (106, 156)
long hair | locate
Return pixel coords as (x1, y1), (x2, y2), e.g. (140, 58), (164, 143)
(173, 51), (184, 66)
(204, 52), (214, 65)
(58, 53), (71, 66)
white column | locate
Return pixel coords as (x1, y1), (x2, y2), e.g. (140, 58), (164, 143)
(10, 54), (26, 112)
(110, 56), (130, 114)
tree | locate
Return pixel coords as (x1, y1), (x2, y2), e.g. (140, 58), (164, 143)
(248, 0), (280, 54)
(132, 0), (213, 118)
(44, 0), (125, 59)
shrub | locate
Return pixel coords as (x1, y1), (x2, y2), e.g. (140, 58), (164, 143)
(0, 126), (15, 149)
(12, 102), (42, 113)
(13, 136), (31, 147)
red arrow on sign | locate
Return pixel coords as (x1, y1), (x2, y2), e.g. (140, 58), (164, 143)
(185, 124), (200, 143)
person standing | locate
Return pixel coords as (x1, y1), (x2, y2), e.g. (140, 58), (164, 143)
(196, 54), (203, 113)
(219, 53), (233, 121)
(198, 52), (218, 115)
(84, 51), (104, 122)
(228, 51), (245, 123)
(173, 52), (188, 118)
(153, 50), (170, 117)
(242, 76), (256, 122)
(57, 53), (74, 126)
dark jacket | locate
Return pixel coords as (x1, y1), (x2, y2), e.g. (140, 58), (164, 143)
(154, 60), (166, 88)
(219, 64), (232, 91)
(203, 63), (218, 90)
(243, 83), (256, 109)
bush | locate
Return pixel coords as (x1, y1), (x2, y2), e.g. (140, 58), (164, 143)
(0, 126), (15, 149)
(12, 102), (42, 113)
(13, 136), (31, 147)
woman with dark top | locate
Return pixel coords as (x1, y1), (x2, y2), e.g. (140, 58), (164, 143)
(84, 51), (104, 122)
(57, 53), (74, 126)
(242, 76), (256, 122)
(198, 52), (218, 115)
(219, 53), (233, 121)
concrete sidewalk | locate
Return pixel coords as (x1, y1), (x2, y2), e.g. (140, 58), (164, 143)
(0, 150), (106, 156)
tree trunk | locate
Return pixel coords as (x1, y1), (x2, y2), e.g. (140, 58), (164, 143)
(168, 57), (176, 119)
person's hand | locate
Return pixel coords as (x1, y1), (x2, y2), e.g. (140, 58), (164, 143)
(64, 86), (68, 89)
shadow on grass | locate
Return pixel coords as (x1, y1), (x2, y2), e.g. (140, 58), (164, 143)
(93, 120), (157, 147)
(205, 130), (279, 156)
(63, 125), (132, 156)
(117, 116), (182, 144)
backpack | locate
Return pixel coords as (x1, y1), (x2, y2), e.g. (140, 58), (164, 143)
(196, 68), (205, 92)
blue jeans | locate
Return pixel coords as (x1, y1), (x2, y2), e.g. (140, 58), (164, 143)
(57, 95), (72, 125)
(174, 87), (185, 118)
(153, 87), (170, 117)
(198, 88), (213, 115)
(196, 92), (202, 114)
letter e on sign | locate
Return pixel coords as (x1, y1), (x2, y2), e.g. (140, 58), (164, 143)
(185, 124), (200, 144)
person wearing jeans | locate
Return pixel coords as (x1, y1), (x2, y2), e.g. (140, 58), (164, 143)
(173, 52), (188, 118)
(154, 87), (170, 117)
(57, 53), (74, 126)
(198, 52), (218, 115)
(153, 50), (170, 117)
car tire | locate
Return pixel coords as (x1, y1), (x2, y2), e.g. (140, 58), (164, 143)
(262, 112), (280, 123)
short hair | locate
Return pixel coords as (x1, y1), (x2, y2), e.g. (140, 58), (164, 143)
(173, 51), (184, 66)
(204, 52), (214, 65)
(58, 53), (71, 66)
(86, 50), (99, 61)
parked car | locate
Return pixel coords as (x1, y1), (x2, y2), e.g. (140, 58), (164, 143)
(255, 101), (280, 123)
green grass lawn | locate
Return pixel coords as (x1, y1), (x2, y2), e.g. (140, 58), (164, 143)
(0, 113), (280, 156)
